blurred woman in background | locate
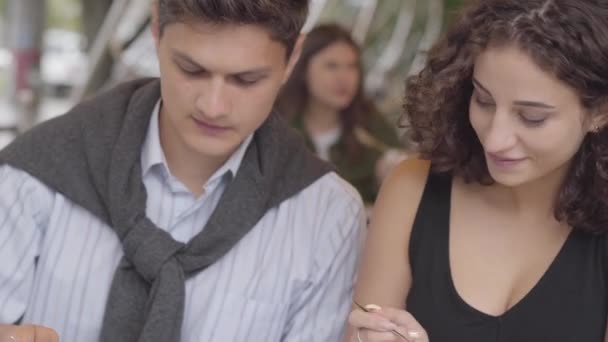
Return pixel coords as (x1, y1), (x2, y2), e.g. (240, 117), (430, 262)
(275, 23), (403, 205)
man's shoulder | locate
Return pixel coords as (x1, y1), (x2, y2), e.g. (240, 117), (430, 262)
(0, 164), (55, 189)
(281, 172), (365, 275)
(0, 164), (57, 206)
(315, 171), (363, 202)
(57, 78), (158, 122)
(9, 78), (158, 139)
(292, 171), (364, 215)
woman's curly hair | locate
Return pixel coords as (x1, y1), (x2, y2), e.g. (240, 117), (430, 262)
(403, 0), (608, 233)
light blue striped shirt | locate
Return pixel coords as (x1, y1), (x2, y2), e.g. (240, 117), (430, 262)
(0, 102), (366, 342)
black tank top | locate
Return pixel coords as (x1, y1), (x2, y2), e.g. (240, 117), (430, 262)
(406, 172), (608, 341)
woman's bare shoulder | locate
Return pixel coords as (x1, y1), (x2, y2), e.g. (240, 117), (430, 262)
(352, 159), (432, 308)
(375, 158), (431, 214)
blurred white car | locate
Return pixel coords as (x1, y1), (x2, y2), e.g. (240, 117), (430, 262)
(0, 48), (11, 69)
(0, 47), (17, 141)
(41, 29), (89, 97)
(0, 47), (13, 95)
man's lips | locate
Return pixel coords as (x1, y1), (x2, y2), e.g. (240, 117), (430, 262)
(191, 116), (230, 131)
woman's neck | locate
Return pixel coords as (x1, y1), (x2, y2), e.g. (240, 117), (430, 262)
(485, 163), (572, 222)
(303, 100), (341, 135)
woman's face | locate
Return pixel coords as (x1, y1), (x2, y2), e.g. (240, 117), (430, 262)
(305, 41), (360, 111)
(469, 43), (596, 187)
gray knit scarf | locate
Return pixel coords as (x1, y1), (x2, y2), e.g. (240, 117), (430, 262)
(0, 78), (331, 342)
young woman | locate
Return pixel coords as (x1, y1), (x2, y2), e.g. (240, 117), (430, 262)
(275, 24), (402, 204)
(347, 0), (608, 341)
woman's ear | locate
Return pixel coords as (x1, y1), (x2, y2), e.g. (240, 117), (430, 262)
(589, 103), (608, 133)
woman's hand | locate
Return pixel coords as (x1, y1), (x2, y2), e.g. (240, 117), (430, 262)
(348, 304), (428, 342)
(0, 324), (59, 342)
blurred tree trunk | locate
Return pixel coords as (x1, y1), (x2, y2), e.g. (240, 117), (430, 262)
(6, 0), (45, 132)
(81, 0), (114, 97)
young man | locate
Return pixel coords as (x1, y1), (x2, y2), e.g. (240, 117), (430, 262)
(0, 1), (366, 341)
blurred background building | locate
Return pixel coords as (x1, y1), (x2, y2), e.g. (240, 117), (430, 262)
(0, 0), (467, 148)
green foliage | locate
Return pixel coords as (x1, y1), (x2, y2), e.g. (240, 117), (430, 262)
(444, 0), (468, 28)
(47, 0), (82, 31)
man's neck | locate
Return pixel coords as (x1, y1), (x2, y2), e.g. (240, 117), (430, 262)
(158, 115), (231, 198)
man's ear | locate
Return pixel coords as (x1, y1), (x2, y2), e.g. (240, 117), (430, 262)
(150, 1), (161, 48)
(282, 34), (306, 83)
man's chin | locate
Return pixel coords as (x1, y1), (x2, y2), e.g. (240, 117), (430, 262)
(189, 141), (240, 160)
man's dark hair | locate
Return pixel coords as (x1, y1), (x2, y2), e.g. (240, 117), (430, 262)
(157, 0), (309, 56)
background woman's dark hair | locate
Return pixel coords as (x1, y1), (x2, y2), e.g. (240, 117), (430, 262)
(275, 23), (375, 160)
(157, 0), (309, 56)
(403, 0), (608, 233)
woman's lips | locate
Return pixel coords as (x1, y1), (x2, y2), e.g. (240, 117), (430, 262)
(486, 152), (527, 168)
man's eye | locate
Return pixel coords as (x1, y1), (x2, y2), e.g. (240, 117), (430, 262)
(177, 63), (206, 76)
(233, 77), (260, 86)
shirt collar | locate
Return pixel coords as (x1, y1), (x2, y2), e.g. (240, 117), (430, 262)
(141, 100), (166, 176)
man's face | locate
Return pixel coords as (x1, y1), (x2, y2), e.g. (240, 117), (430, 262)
(153, 18), (299, 163)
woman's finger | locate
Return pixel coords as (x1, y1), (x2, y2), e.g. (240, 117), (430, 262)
(359, 328), (401, 342)
(376, 308), (428, 341)
(349, 309), (398, 332)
